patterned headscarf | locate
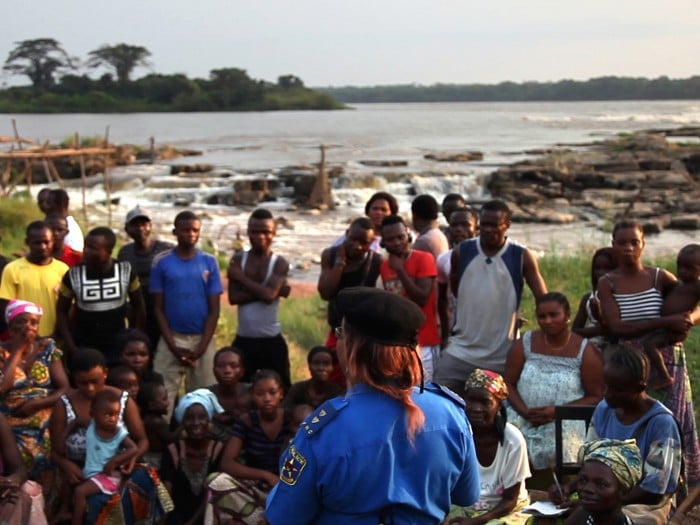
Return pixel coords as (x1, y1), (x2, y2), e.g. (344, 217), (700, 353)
(464, 369), (508, 401)
(5, 299), (43, 324)
(174, 388), (224, 424)
(578, 438), (643, 490)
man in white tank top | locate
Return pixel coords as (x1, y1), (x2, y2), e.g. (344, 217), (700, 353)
(228, 208), (292, 388)
(434, 200), (547, 392)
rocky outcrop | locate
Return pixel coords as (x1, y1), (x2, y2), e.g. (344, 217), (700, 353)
(424, 151), (483, 162)
(487, 131), (700, 229)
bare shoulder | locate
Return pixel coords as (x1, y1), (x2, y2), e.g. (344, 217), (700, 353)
(273, 254), (290, 274)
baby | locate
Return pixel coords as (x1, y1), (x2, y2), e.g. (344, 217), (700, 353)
(71, 389), (139, 525)
(644, 243), (700, 389)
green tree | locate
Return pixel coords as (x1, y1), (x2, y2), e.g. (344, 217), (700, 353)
(277, 74), (304, 89)
(3, 38), (75, 88)
(86, 43), (152, 84)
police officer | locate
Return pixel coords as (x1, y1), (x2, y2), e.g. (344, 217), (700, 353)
(265, 287), (480, 524)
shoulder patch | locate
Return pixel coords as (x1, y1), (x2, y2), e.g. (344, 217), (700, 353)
(423, 383), (465, 409)
(300, 397), (348, 438)
(280, 444), (307, 485)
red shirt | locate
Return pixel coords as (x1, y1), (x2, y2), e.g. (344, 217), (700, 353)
(58, 245), (83, 267)
(380, 250), (440, 346)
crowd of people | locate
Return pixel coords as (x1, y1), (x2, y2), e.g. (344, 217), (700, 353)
(0, 187), (698, 525)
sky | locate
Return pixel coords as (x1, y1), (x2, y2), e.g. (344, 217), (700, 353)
(3, 0), (700, 87)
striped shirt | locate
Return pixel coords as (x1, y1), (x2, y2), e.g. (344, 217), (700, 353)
(232, 410), (291, 473)
(612, 268), (664, 322)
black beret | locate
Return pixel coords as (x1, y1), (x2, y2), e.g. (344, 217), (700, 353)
(335, 287), (425, 347)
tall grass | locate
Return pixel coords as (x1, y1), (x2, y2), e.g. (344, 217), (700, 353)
(0, 197), (42, 255)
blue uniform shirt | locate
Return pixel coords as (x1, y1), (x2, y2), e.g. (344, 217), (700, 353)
(265, 383), (480, 524)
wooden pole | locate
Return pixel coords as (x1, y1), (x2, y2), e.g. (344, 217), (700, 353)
(11, 119), (30, 195)
(77, 133), (88, 226)
(103, 126), (111, 226)
(150, 136), (155, 164)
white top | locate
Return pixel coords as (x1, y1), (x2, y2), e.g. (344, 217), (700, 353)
(65, 215), (85, 252)
(473, 423), (531, 510)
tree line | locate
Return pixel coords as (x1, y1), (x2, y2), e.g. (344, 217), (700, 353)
(318, 76), (700, 103)
(0, 38), (343, 113)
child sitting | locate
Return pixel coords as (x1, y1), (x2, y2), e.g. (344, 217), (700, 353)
(107, 365), (140, 399)
(137, 382), (180, 469)
(115, 328), (164, 386)
(208, 347), (250, 441)
(71, 389), (139, 525)
(643, 243), (700, 389)
(282, 346), (342, 410)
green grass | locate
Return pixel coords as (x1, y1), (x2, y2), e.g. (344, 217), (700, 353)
(0, 197), (42, 255)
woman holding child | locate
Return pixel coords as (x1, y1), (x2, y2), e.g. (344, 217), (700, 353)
(0, 300), (69, 495)
(597, 221), (700, 483)
(49, 348), (172, 524)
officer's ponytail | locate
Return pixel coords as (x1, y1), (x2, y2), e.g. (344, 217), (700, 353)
(343, 324), (425, 443)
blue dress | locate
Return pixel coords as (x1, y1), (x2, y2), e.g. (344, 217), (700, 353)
(265, 383), (480, 524)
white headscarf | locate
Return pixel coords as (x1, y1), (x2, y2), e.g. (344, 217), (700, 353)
(174, 389), (224, 424)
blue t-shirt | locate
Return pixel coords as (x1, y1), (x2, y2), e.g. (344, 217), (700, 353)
(590, 399), (682, 495)
(149, 249), (223, 334)
(266, 383), (480, 525)
(83, 420), (130, 478)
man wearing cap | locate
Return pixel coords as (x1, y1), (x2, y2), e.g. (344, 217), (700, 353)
(265, 287), (480, 524)
(118, 207), (173, 352)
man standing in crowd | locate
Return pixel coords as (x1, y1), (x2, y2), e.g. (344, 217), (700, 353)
(380, 215), (440, 382)
(228, 208), (292, 388)
(45, 213), (82, 267)
(0, 221), (68, 337)
(435, 200), (547, 391)
(411, 194), (449, 260)
(118, 207), (173, 355)
(437, 207), (479, 345)
(42, 188), (84, 252)
(318, 217), (382, 385)
(151, 211), (222, 418)
(56, 227), (145, 365)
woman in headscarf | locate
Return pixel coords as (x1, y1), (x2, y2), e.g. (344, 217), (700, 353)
(565, 438), (643, 525)
(447, 369), (531, 525)
(264, 287), (480, 525)
(0, 299), (68, 496)
(161, 389), (224, 525)
(551, 346), (682, 525)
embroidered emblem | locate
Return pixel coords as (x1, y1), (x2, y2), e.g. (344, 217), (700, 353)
(280, 445), (307, 485)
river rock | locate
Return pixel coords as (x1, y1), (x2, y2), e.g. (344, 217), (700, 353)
(487, 132), (700, 229)
(424, 151), (483, 162)
(359, 160), (408, 167)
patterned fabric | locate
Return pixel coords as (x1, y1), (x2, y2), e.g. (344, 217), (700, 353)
(579, 438), (643, 490)
(464, 369), (508, 400)
(87, 464), (173, 525)
(205, 473), (268, 525)
(505, 331), (588, 470)
(0, 339), (62, 478)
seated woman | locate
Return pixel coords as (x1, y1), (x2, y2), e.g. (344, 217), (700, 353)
(206, 369), (291, 525)
(0, 300), (69, 495)
(49, 348), (173, 524)
(0, 412), (46, 525)
(565, 438), (642, 525)
(504, 292), (603, 483)
(114, 328), (164, 387)
(551, 346), (682, 525)
(283, 346), (342, 410)
(161, 389), (224, 525)
(447, 369), (531, 525)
